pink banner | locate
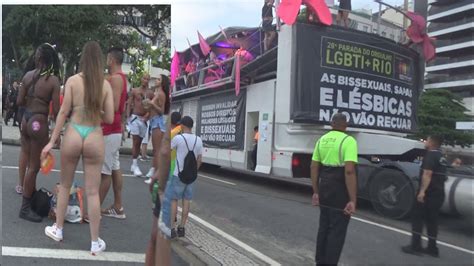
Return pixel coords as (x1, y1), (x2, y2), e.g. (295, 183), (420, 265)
(277, 0), (332, 26)
(406, 11), (436, 62)
(170, 51), (180, 88)
(198, 31), (211, 57)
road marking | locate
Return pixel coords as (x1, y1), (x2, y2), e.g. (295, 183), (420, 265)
(2, 166), (135, 178)
(351, 216), (474, 255)
(178, 207), (280, 266)
(2, 246), (144, 262)
(199, 174), (236, 186)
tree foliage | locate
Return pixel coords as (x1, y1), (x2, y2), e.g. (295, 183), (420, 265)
(414, 89), (472, 147)
(2, 5), (171, 82)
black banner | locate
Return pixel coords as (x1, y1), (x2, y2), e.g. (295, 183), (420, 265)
(292, 24), (421, 133)
(196, 90), (246, 150)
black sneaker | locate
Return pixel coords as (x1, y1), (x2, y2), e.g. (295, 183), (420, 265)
(421, 247), (440, 258)
(170, 228), (177, 239)
(401, 245), (422, 256)
(177, 226), (185, 237)
(19, 207), (42, 223)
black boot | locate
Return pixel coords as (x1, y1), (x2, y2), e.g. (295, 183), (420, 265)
(19, 197), (42, 223)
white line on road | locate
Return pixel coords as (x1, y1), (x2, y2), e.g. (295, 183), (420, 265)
(351, 216), (474, 255)
(199, 174), (236, 186)
(178, 207), (280, 266)
(2, 166), (135, 178)
(2, 246), (145, 262)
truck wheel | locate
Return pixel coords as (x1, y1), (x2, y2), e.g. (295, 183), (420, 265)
(369, 169), (415, 219)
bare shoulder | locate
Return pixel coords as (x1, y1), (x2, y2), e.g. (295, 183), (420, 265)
(103, 79), (113, 93)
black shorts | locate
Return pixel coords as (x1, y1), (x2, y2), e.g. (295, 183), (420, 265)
(153, 193), (161, 218)
(262, 20), (275, 32)
(339, 0), (352, 11)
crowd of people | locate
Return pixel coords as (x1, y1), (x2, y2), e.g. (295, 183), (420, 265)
(12, 41), (203, 263)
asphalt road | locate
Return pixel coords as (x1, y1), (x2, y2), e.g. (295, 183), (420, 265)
(188, 165), (473, 265)
(2, 144), (188, 266)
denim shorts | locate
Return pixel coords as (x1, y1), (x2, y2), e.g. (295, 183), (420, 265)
(150, 115), (166, 132)
(158, 175), (194, 238)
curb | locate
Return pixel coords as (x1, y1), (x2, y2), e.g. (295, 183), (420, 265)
(171, 238), (220, 266)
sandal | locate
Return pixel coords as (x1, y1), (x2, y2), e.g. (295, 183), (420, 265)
(15, 185), (23, 195)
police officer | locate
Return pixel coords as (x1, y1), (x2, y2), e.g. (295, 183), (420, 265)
(402, 135), (447, 258)
(311, 113), (358, 265)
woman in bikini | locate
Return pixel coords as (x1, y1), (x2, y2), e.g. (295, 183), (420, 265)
(17, 44), (61, 222)
(144, 74), (170, 184)
(42, 41), (114, 255)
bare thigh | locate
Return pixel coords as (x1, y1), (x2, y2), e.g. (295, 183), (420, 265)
(82, 129), (105, 191)
(60, 126), (84, 187)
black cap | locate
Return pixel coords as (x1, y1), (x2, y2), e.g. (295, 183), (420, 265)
(180, 116), (194, 129)
(171, 112), (182, 125)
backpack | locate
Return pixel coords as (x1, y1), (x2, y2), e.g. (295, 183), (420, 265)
(176, 134), (198, 184)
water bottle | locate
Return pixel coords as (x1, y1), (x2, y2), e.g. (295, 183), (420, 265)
(151, 182), (159, 207)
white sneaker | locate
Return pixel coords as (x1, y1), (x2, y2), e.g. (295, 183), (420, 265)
(130, 164), (136, 173)
(91, 238), (106, 256)
(146, 167), (155, 178)
(133, 166), (143, 177)
(45, 223), (63, 242)
(144, 178), (152, 184)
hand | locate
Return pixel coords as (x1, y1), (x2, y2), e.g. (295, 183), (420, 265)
(158, 190), (164, 203)
(312, 193), (320, 206)
(343, 201), (356, 216)
(417, 191), (425, 203)
(41, 142), (54, 162)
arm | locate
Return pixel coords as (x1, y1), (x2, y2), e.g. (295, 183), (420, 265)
(109, 75), (123, 112)
(344, 162), (357, 204)
(102, 81), (115, 124)
(51, 77), (61, 119)
(310, 160), (320, 194)
(157, 118), (172, 190)
(126, 89), (134, 118)
(48, 77), (74, 146)
(419, 170), (433, 194)
(17, 75), (30, 106)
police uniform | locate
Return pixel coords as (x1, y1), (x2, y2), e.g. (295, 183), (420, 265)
(411, 149), (447, 253)
(312, 130), (358, 265)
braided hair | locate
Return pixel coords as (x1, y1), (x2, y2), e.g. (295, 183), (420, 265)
(35, 43), (61, 80)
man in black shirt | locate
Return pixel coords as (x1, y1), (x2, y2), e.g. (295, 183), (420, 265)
(262, 0), (276, 52)
(5, 81), (20, 126)
(402, 135), (447, 258)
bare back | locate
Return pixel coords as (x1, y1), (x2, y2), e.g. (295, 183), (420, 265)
(20, 69), (60, 114)
(65, 74), (112, 127)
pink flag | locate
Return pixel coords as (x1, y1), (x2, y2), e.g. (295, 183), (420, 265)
(170, 51), (180, 88)
(406, 11), (436, 62)
(277, 0), (332, 26)
(197, 31), (211, 57)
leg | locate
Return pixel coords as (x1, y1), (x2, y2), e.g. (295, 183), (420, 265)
(268, 31), (277, 50)
(171, 200), (178, 230)
(111, 169), (124, 209)
(425, 196), (444, 251)
(99, 174), (112, 205)
(264, 32), (269, 52)
(323, 209), (350, 265)
(82, 130), (106, 242)
(18, 119), (29, 192)
(23, 116), (49, 198)
(315, 207), (330, 265)
(410, 201), (424, 248)
(55, 127), (83, 229)
(343, 11), (350, 28)
(155, 231), (171, 266)
(336, 11), (342, 26)
(181, 200), (191, 227)
(152, 128), (164, 171)
(132, 135), (142, 159)
(145, 216), (158, 266)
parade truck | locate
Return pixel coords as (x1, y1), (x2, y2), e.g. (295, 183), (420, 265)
(171, 22), (473, 220)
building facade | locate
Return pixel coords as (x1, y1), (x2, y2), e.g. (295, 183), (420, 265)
(425, 0), (473, 115)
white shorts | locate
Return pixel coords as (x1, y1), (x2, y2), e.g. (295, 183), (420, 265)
(142, 122), (151, 145)
(101, 133), (122, 175)
(128, 114), (147, 139)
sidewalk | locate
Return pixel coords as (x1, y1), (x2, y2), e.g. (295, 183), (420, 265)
(1, 123), (151, 156)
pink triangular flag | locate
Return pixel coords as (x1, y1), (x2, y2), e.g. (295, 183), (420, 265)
(197, 31), (211, 57)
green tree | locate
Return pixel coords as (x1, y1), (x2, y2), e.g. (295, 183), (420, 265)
(414, 89), (472, 147)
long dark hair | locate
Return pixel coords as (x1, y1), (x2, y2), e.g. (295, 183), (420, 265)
(160, 74), (170, 115)
(79, 41), (104, 123)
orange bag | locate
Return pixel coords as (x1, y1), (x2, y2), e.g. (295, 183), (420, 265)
(41, 152), (55, 175)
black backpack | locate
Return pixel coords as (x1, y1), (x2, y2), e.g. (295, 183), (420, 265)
(176, 134), (198, 184)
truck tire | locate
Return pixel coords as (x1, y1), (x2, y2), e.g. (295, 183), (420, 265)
(369, 169), (415, 219)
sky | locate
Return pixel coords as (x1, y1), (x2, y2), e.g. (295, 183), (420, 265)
(171, 0), (406, 52)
